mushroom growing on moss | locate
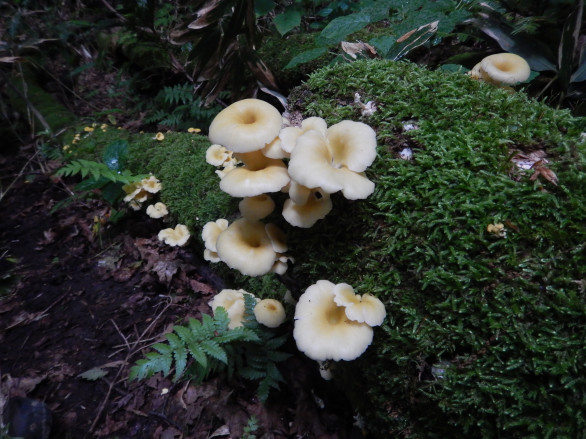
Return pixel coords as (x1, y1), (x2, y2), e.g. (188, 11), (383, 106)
(254, 298), (286, 328)
(287, 121), (377, 200)
(208, 99), (283, 153)
(206, 144), (232, 166)
(468, 53), (531, 86)
(282, 183), (332, 228)
(293, 280), (376, 362)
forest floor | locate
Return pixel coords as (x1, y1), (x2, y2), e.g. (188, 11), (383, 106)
(0, 145), (358, 438)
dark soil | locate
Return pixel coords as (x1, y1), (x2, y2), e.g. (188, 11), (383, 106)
(0, 146), (357, 438)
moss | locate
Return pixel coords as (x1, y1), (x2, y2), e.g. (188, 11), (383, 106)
(286, 59), (586, 438)
(8, 64), (77, 134)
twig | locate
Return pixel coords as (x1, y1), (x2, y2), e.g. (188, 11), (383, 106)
(0, 148), (40, 204)
(89, 297), (174, 432)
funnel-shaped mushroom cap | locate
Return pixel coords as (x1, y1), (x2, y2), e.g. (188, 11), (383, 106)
(220, 151), (290, 197)
(215, 218), (277, 276)
(288, 129), (375, 200)
(283, 189), (333, 228)
(479, 53), (530, 85)
(209, 99), (283, 153)
(293, 280), (373, 361)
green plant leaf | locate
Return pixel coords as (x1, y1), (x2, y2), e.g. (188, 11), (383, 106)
(571, 56), (586, 82)
(317, 12), (372, 45)
(102, 139), (129, 172)
(77, 367), (108, 381)
(557, 0), (583, 93)
(284, 47), (328, 69)
(473, 19), (557, 72)
(273, 10), (301, 36)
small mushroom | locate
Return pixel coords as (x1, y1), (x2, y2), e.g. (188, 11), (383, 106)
(279, 117), (328, 153)
(141, 175), (162, 193)
(254, 298), (286, 328)
(208, 99), (283, 153)
(158, 224), (190, 247)
(332, 283), (386, 327)
(209, 289), (257, 329)
(146, 202), (168, 219)
(206, 144), (232, 166)
(215, 218), (277, 276)
(282, 189), (333, 228)
(293, 280), (374, 362)
(202, 218), (230, 252)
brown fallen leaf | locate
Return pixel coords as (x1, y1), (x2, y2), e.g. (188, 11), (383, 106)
(341, 41), (378, 59)
(530, 160), (558, 186)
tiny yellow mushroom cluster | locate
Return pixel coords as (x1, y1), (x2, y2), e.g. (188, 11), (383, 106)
(122, 174), (190, 247)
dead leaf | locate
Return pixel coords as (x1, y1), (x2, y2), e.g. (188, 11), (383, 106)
(341, 41), (378, 59)
(530, 160), (559, 185)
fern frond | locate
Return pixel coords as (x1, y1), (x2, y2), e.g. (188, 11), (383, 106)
(55, 159), (145, 184)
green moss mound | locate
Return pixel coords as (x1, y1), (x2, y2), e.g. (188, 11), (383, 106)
(286, 60), (586, 438)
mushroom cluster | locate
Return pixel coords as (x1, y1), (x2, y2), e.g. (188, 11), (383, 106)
(209, 289), (286, 329)
(203, 98), (378, 276)
(123, 175), (163, 211)
(293, 280), (386, 375)
(467, 53), (531, 87)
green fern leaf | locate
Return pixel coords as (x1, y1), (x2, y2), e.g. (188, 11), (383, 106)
(200, 340), (228, 364)
(166, 332), (188, 380)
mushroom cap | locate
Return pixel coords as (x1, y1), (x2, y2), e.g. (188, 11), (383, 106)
(333, 283), (386, 327)
(479, 53), (531, 85)
(238, 195), (275, 221)
(279, 117), (328, 153)
(282, 189), (333, 228)
(254, 298), (286, 328)
(141, 175), (162, 193)
(220, 151), (290, 197)
(158, 224), (190, 247)
(327, 120), (377, 172)
(288, 130), (375, 200)
(215, 218), (277, 276)
(209, 289), (255, 329)
(208, 99), (283, 153)
(202, 218), (229, 252)
(293, 280), (374, 361)
(261, 137), (289, 159)
(146, 202), (168, 219)
(206, 144), (231, 166)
